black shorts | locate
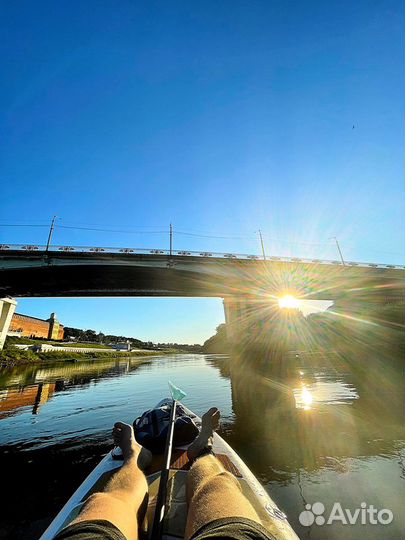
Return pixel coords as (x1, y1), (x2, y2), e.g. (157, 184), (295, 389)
(53, 517), (277, 540)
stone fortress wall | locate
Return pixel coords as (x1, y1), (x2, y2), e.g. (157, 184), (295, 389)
(9, 312), (64, 340)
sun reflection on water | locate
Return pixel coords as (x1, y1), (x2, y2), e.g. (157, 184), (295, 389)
(300, 386), (313, 410)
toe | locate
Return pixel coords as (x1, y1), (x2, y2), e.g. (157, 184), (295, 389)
(113, 422), (134, 441)
(202, 407), (218, 421)
(212, 410), (220, 429)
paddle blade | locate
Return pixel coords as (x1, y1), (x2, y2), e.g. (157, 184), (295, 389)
(168, 381), (187, 402)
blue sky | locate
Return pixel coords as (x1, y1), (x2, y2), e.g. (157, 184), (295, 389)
(1, 1), (403, 343)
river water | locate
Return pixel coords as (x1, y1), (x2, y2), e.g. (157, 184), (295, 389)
(0, 353), (404, 540)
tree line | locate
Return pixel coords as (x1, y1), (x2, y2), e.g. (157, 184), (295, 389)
(63, 326), (203, 353)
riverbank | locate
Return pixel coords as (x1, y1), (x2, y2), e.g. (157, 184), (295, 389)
(0, 346), (182, 368)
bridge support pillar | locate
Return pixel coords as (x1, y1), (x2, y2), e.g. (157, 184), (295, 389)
(223, 296), (306, 372)
(224, 296), (273, 341)
(223, 297), (243, 340)
(0, 297), (17, 350)
(223, 296), (278, 365)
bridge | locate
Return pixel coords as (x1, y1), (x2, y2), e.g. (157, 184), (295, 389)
(1, 244), (403, 351)
(0, 244), (403, 300)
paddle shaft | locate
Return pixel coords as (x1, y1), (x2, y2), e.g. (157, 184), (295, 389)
(151, 399), (177, 540)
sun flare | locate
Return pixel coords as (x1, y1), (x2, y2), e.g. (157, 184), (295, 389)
(278, 294), (300, 309)
(301, 386), (313, 408)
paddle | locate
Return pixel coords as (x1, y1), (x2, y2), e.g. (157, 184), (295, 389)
(151, 381), (187, 540)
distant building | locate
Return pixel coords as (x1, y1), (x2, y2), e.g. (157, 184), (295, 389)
(8, 312), (64, 340)
(110, 340), (131, 352)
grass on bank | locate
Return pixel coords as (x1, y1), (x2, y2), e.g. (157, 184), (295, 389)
(6, 336), (130, 349)
(45, 341), (113, 349)
(0, 345), (179, 368)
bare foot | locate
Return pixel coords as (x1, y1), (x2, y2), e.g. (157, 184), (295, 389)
(112, 421), (152, 469)
(187, 407), (220, 461)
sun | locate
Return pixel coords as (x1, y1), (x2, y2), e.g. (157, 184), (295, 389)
(278, 294), (300, 309)
(301, 386), (313, 408)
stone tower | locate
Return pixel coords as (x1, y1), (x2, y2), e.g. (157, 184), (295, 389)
(47, 312), (61, 340)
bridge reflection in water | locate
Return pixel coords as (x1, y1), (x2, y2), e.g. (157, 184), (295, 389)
(205, 347), (405, 540)
(213, 350), (405, 483)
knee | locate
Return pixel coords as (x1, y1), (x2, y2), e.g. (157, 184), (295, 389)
(216, 471), (241, 490)
(83, 492), (110, 508)
(189, 454), (219, 476)
(83, 490), (131, 510)
(196, 471), (241, 498)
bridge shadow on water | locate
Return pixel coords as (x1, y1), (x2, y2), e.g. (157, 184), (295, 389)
(207, 341), (405, 538)
(209, 346), (405, 478)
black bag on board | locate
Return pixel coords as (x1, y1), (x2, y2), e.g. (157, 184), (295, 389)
(133, 403), (199, 454)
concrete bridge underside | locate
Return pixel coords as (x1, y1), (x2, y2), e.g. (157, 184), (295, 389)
(0, 250), (403, 302)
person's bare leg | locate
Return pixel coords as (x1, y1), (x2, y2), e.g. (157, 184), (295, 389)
(185, 410), (261, 540)
(71, 422), (151, 540)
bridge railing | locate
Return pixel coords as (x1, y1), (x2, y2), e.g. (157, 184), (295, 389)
(0, 243), (403, 269)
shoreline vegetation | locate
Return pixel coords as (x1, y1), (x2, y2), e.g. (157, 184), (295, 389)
(0, 344), (189, 368)
(0, 332), (206, 368)
(1, 318), (231, 368)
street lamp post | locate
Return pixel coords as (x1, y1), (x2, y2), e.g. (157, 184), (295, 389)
(331, 236), (345, 266)
(258, 229), (266, 261)
(46, 215), (57, 252)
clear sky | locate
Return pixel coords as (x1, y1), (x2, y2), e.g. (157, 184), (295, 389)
(1, 1), (403, 343)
